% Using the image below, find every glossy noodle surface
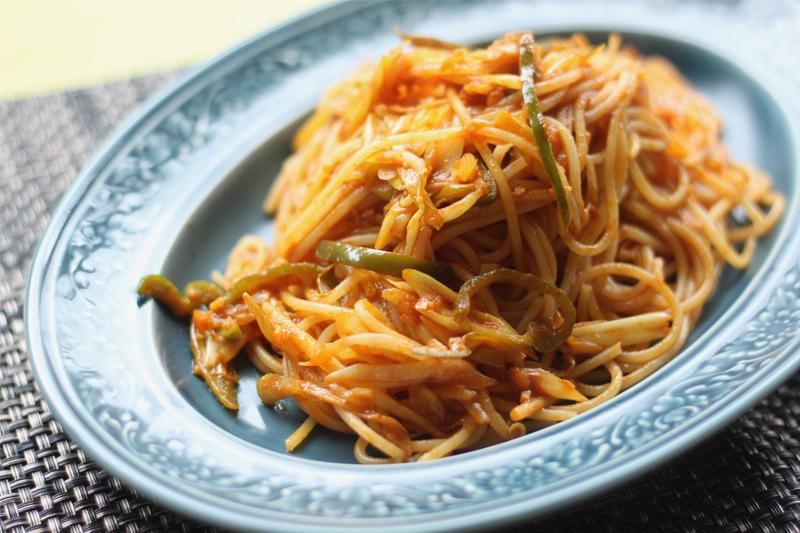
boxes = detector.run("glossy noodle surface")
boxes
[140,33,783,463]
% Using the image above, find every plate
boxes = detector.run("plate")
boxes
[25,0,800,531]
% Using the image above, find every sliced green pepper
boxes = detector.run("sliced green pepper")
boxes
[316,240,455,285]
[318,265,340,292]
[137,275,222,317]
[139,263,319,317]
[185,280,224,307]
[224,262,321,303]
[519,33,570,227]
[455,268,575,353]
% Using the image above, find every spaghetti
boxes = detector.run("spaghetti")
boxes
[139,33,783,463]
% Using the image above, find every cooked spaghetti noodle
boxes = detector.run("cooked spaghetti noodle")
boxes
[139,33,783,463]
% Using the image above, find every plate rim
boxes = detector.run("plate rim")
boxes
[24,0,800,531]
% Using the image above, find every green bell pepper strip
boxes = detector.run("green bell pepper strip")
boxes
[519,33,570,227]
[455,268,575,353]
[223,262,321,303]
[137,275,222,317]
[316,240,455,285]
[139,263,320,317]
[184,280,224,307]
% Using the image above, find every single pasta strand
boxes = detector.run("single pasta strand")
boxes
[246,341,283,374]
[418,418,477,461]
[285,417,317,452]
[567,342,623,378]
[335,407,407,461]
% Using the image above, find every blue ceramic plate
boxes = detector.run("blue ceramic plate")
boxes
[25,0,800,531]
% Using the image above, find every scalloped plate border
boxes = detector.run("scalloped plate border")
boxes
[25,1,800,532]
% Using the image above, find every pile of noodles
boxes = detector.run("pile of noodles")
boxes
[143,33,783,463]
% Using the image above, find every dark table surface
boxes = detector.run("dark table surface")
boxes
[2,75,800,533]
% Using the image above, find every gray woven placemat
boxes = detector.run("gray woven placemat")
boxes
[2,75,800,533]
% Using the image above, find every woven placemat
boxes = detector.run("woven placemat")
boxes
[2,75,800,533]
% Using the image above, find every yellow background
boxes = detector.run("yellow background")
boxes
[0,0,332,100]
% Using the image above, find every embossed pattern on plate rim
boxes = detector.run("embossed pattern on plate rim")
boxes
[25,1,800,531]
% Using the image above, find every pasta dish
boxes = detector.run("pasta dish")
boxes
[139,32,783,463]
